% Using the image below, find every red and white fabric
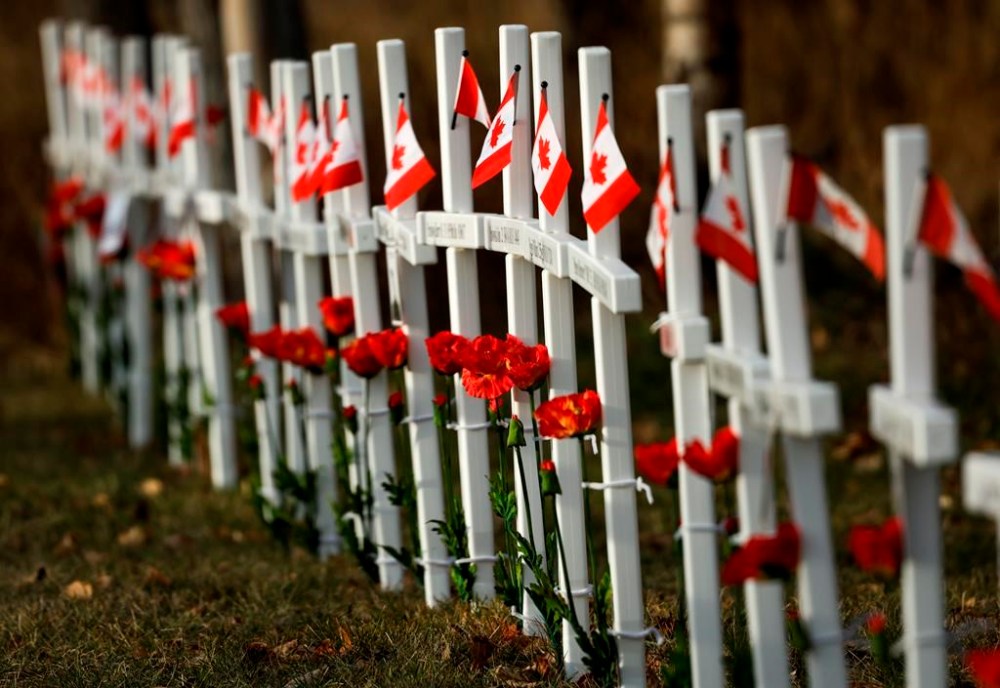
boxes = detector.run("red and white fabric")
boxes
[785,155,885,280]
[695,145,758,282]
[531,85,571,216]
[247,86,282,152]
[580,98,640,233]
[917,174,1000,322]
[128,77,157,150]
[322,96,365,193]
[289,99,318,202]
[471,68,518,190]
[383,100,436,211]
[646,144,677,289]
[103,91,125,154]
[167,81,195,159]
[452,52,490,129]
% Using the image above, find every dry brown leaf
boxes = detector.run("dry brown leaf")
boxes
[272,639,300,660]
[92,492,111,509]
[939,494,954,510]
[143,566,171,589]
[64,580,93,599]
[83,549,106,565]
[469,635,495,670]
[811,326,830,352]
[138,478,164,498]
[95,573,112,589]
[0,473,9,488]
[244,639,271,663]
[54,532,77,556]
[338,625,353,652]
[117,526,146,548]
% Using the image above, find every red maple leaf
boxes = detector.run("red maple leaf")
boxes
[725,195,745,232]
[331,139,340,155]
[589,152,608,185]
[826,198,860,231]
[392,144,405,170]
[538,137,551,170]
[490,118,505,148]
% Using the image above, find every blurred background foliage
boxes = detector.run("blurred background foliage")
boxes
[2,0,999,445]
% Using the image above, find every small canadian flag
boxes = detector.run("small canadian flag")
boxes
[452,51,490,129]
[103,92,125,154]
[581,96,640,233]
[306,98,332,196]
[785,155,885,280]
[129,78,157,150]
[323,96,365,193]
[247,86,282,152]
[695,142,758,282]
[289,98,317,203]
[167,80,195,158]
[384,97,436,211]
[917,173,1000,322]
[646,141,677,289]
[531,83,571,216]
[471,67,518,190]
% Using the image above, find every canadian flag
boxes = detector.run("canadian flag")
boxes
[531,84,571,216]
[323,96,365,193]
[581,98,640,233]
[785,156,885,280]
[452,51,490,129]
[167,81,195,158]
[646,143,677,289]
[129,78,157,150]
[290,99,318,202]
[917,174,1000,322]
[384,99,436,211]
[695,145,758,282]
[247,86,284,153]
[471,68,518,190]
[103,92,125,154]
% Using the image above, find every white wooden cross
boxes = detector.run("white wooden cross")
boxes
[530,30,589,677]
[173,45,238,488]
[429,26,496,599]
[869,125,957,688]
[703,109,789,687]
[577,45,646,688]
[120,35,155,449]
[655,85,725,688]
[962,451,1000,588]
[746,125,848,687]
[278,59,339,557]
[373,37,451,604]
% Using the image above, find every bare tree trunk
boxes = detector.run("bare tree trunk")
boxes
[661,0,740,166]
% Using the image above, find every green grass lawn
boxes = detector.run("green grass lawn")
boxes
[1,346,997,687]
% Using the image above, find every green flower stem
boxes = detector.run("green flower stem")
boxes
[512,444,537,557]
[362,378,375,531]
[527,393,555,576]
[578,436,599,585]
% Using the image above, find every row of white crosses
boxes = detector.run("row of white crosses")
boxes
[41,16,1000,688]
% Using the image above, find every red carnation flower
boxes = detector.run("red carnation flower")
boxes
[847,516,903,580]
[505,335,551,392]
[460,334,515,400]
[341,335,384,379]
[425,331,470,376]
[634,440,680,486]
[721,522,801,586]
[216,301,251,338]
[370,327,408,370]
[534,389,602,440]
[318,296,355,338]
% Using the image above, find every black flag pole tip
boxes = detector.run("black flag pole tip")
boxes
[342,93,349,100]
[540,80,548,89]
[398,92,405,100]
[667,136,674,146]
[601,93,609,102]
[462,49,469,57]
[723,132,732,144]
[514,64,521,72]
[923,167,932,181]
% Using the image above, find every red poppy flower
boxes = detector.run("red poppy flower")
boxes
[341,335,384,379]
[425,331,470,376]
[52,177,84,204]
[721,522,801,586]
[460,334,515,400]
[247,374,264,400]
[681,427,739,482]
[136,239,197,282]
[433,393,448,408]
[865,612,887,636]
[847,516,903,580]
[388,390,405,425]
[967,648,1000,688]
[534,389,602,440]
[73,193,105,238]
[318,296,355,338]
[277,327,328,373]
[216,301,250,338]
[370,328,408,370]
[505,336,551,392]
[634,440,680,486]
[249,326,285,359]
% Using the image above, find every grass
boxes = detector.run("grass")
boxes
[1,345,998,687]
